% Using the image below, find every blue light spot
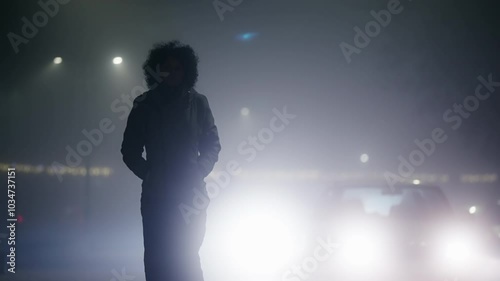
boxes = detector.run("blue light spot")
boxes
[236,32,258,41]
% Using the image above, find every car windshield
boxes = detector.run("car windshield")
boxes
[334,186,453,221]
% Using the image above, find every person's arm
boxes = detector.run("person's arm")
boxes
[197,96,222,178]
[121,97,148,180]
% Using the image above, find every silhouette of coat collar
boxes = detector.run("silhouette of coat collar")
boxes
[147,86,194,110]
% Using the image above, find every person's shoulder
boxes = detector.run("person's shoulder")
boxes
[190,89,209,103]
[132,90,154,109]
[190,88,207,99]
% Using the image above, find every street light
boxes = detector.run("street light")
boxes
[360,153,369,163]
[53,57,63,64]
[240,107,250,116]
[113,57,123,65]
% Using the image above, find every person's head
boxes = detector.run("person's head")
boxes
[142,40,199,90]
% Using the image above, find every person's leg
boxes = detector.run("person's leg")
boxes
[142,170,208,281]
[141,197,169,281]
[162,174,208,281]
[164,208,207,281]
[183,209,207,281]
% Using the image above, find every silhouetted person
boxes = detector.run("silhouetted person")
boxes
[121,41,221,281]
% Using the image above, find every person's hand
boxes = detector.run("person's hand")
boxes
[196,165,205,181]
[194,165,209,189]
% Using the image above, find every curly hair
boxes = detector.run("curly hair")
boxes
[142,40,199,90]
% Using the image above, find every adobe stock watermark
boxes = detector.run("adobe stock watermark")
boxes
[339,0,408,64]
[384,73,499,189]
[178,106,297,224]
[49,65,168,182]
[282,234,338,281]
[7,0,71,54]
[213,0,243,21]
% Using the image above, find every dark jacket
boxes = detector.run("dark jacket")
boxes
[121,87,221,187]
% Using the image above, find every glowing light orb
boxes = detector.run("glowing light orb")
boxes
[240,107,250,116]
[360,153,369,163]
[236,32,258,41]
[113,57,123,65]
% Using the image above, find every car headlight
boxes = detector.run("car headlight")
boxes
[224,211,300,272]
[333,222,391,270]
[206,199,307,275]
[338,234,382,263]
[435,228,483,268]
[442,236,476,262]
